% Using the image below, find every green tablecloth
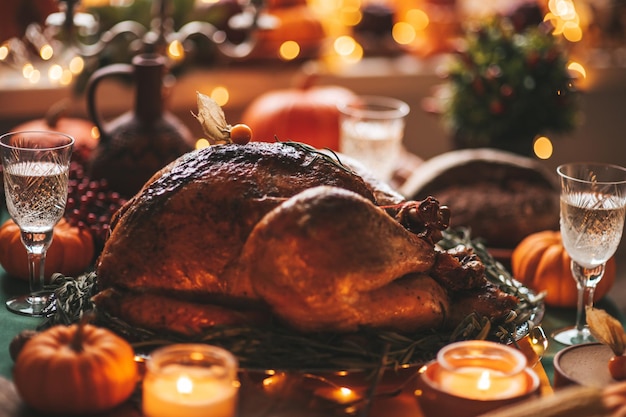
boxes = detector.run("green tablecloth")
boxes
[0,275,41,380]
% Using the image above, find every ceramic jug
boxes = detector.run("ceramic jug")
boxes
[86,53,195,198]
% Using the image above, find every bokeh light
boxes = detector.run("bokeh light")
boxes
[279,41,300,60]
[195,138,210,149]
[69,56,85,74]
[167,40,185,62]
[392,22,416,45]
[568,61,587,79]
[39,44,54,61]
[534,136,553,160]
[211,86,229,107]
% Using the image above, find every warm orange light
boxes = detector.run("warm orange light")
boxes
[90,126,100,140]
[405,9,429,31]
[279,41,300,60]
[392,22,416,45]
[39,44,54,60]
[0,45,9,61]
[562,22,582,42]
[334,35,356,56]
[69,56,84,74]
[60,69,73,86]
[339,0,362,26]
[167,40,185,62]
[545,0,584,41]
[195,138,210,149]
[568,61,587,78]
[534,136,553,160]
[48,64,63,81]
[211,86,229,107]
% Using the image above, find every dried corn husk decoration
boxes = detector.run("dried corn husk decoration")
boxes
[193,92,231,144]
[476,385,605,417]
[586,306,626,356]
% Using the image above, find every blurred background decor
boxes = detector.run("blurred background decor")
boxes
[426,13,581,156]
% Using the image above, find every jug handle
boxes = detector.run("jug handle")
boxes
[86,63,134,144]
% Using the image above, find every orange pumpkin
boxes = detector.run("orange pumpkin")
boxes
[511,230,616,308]
[13,100,99,163]
[13,323,138,415]
[0,218,94,280]
[242,81,357,151]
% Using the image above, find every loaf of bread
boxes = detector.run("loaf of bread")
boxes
[399,148,560,249]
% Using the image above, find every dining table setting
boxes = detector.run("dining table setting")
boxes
[0,120,624,417]
[1,0,626,414]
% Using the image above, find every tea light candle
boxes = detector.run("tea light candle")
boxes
[142,344,239,417]
[434,340,529,401]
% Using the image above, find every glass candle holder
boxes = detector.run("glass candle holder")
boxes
[142,344,239,417]
[416,341,540,417]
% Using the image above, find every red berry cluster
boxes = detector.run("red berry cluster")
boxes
[64,161,127,248]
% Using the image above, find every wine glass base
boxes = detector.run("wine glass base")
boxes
[6,293,51,317]
[552,325,596,346]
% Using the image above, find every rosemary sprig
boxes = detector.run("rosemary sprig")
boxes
[280,140,355,174]
[40,228,543,372]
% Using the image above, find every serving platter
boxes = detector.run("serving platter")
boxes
[41,227,545,372]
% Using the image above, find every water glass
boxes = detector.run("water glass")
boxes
[338,96,409,183]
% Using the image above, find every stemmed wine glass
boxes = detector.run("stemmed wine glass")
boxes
[552,162,626,346]
[0,131,73,317]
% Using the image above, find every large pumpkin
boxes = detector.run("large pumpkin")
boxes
[242,81,357,151]
[511,230,616,308]
[0,218,94,280]
[13,324,138,415]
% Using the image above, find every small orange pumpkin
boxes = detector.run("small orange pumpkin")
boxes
[13,323,138,415]
[0,218,94,280]
[511,230,616,308]
[242,79,357,150]
[12,100,99,163]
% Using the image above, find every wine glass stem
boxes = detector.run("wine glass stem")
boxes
[575,285,597,332]
[27,252,46,295]
[21,230,53,297]
[572,260,605,333]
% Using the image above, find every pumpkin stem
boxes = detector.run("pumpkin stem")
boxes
[70,311,95,353]
[44,99,71,128]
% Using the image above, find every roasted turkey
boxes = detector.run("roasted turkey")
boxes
[93,141,518,336]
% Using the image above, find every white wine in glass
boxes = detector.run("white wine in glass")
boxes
[1,130,73,317]
[552,162,626,346]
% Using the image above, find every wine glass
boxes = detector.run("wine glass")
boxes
[0,130,73,317]
[552,162,626,345]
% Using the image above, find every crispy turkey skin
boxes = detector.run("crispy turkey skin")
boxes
[94,142,518,336]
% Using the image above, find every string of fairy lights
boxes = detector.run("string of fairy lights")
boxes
[0,0,589,87]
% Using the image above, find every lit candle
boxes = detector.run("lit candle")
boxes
[416,341,540,417]
[314,386,363,405]
[142,344,239,417]
[434,340,530,400]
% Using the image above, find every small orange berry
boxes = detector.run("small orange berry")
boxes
[230,124,253,145]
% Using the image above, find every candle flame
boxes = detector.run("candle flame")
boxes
[176,375,194,394]
[339,387,353,397]
[477,371,491,392]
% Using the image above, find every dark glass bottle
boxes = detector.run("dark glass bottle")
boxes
[86,53,195,198]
